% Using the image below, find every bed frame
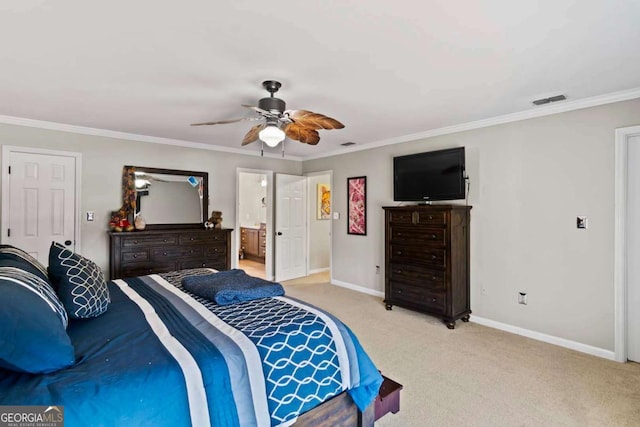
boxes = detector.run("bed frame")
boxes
[295,391,374,426]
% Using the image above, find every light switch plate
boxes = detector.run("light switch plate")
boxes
[577,216,587,229]
[86,211,94,221]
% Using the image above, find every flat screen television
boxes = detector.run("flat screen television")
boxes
[393,147,466,202]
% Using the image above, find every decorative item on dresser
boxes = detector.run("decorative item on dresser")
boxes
[382,204,471,329]
[109,228,232,279]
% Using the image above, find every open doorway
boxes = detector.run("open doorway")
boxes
[237,169,272,280]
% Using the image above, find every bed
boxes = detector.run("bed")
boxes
[0,244,383,427]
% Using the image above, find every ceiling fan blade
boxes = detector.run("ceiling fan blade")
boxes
[284,123,320,145]
[242,123,265,146]
[241,104,280,118]
[286,110,345,130]
[190,118,245,126]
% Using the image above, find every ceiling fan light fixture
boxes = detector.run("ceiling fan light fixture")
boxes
[259,124,285,147]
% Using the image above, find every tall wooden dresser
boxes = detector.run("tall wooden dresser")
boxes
[383,205,471,329]
[109,228,232,280]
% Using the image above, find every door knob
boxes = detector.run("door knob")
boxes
[277,232,283,236]
[64,240,72,246]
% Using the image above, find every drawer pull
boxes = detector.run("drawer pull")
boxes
[396,251,402,255]
[428,215,433,220]
[133,240,138,244]
[432,276,436,280]
[190,237,195,241]
[133,254,138,259]
[202,263,206,267]
[431,255,436,260]
[395,269,402,273]
[163,252,168,256]
[431,234,436,239]
[432,298,437,302]
[163,239,167,243]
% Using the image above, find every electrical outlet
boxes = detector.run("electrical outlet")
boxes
[518,292,527,305]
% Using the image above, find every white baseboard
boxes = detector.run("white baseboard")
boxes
[326,279,616,361]
[331,278,385,298]
[308,267,330,275]
[471,316,616,361]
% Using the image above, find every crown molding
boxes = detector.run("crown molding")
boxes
[0,115,303,161]
[302,86,640,161]
[2,86,639,163]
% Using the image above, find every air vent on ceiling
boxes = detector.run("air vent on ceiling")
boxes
[341,142,356,146]
[532,94,567,106]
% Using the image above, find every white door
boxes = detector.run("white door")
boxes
[627,135,640,362]
[2,148,78,266]
[275,174,307,282]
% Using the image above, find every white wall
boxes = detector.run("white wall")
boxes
[238,173,267,228]
[307,173,331,271]
[0,123,301,276]
[302,97,640,352]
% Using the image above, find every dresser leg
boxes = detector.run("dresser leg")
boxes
[385,303,393,311]
[461,314,470,322]
[445,321,456,329]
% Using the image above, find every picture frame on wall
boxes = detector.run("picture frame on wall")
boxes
[347,176,366,235]
[317,183,331,219]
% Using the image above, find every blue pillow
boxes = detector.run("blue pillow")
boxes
[0,245,49,283]
[0,267,74,373]
[48,242,110,319]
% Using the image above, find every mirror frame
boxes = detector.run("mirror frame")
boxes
[129,166,209,230]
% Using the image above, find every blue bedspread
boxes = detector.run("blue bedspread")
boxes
[0,269,382,427]
[181,269,285,305]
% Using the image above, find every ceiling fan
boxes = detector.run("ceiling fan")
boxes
[191,80,344,149]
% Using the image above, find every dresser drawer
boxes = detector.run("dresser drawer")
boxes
[390,245,446,268]
[121,262,177,278]
[151,246,203,260]
[388,210,447,226]
[390,226,446,247]
[181,259,227,271]
[121,250,149,263]
[416,210,447,226]
[180,232,226,245]
[388,263,446,290]
[389,282,446,313]
[122,235,177,247]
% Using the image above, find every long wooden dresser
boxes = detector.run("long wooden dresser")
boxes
[109,228,232,280]
[383,205,471,329]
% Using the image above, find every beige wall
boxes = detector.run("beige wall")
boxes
[302,98,640,351]
[307,173,331,271]
[0,123,301,275]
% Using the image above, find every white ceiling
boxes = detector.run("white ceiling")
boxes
[1,0,639,159]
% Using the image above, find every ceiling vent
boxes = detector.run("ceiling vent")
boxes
[532,94,567,106]
[341,142,356,146]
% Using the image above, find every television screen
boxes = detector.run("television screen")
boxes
[393,147,466,201]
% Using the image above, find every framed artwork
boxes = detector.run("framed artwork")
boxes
[317,183,331,219]
[347,176,366,235]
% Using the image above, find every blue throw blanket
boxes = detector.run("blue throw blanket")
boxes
[182,269,285,305]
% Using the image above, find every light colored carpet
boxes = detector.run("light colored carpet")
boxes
[282,274,640,427]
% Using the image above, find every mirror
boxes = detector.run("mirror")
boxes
[124,166,208,229]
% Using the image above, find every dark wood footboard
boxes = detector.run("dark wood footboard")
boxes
[295,391,374,427]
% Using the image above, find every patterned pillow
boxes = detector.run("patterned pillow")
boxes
[0,244,49,283]
[48,242,110,319]
[0,266,74,373]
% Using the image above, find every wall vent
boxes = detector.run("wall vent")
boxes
[532,94,567,106]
